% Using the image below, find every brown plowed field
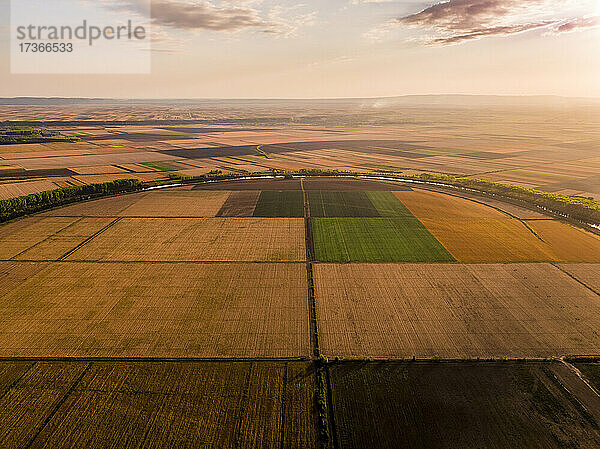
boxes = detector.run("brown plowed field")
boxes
[314,263,600,358]
[330,361,600,449]
[217,190,261,217]
[66,218,306,262]
[0,262,309,357]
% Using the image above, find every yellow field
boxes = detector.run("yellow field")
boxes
[314,263,600,359]
[418,217,556,262]
[66,218,306,262]
[393,189,586,262]
[14,218,114,261]
[0,261,48,297]
[0,262,309,357]
[43,192,147,217]
[0,217,80,259]
[526,220,600,262]
[118,190,231,217]
[393,189,510,219]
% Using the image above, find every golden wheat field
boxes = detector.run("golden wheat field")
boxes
[14,218,114,261]
[0,262,309,358]
[63,217,306,262]
[0,217,82,259]
[314,263,600,359]
[391,189,586,262]
[116,190,231,217]
[526,220,600,262]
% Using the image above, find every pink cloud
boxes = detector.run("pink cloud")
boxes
[553,16,600,33]
[398,0,547,32]
[430,21,555,44]
[396,0,597,45]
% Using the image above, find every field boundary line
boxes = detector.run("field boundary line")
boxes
[24,362,91,449]
[552,263,600,297]
[9,217,85,261]
[56,217,123,260]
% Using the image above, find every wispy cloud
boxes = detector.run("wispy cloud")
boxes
[149,0,275,32]
[552,15,600,33]
[395,0,598,45]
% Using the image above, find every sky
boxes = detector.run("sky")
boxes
[0,0,599,98]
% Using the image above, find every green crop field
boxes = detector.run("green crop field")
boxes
[312,217,455,262]
[366,191,414,217]
[253,191,304,217]
[308,191,379,217]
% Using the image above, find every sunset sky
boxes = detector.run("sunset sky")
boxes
[0,0,599,98]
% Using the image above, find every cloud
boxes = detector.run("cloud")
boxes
[398,0,546,31]
[105,0,278,33]
[431,21,555,44]
[149,0,275,32]
[552,15,600,33]
[395,0,598,45]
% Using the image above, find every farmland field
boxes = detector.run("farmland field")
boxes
[573,362,600,394]
[314,263,600,358]
[0,262,309,357]
[65,218,306,262]
[1,172,600,447]
[393,189,567,262]
[0,361,317,449]
[217,190,261,217]
[0,217,82,259]
[116,190,231,217]
[253,190,304,217]
[557,264,600,293]
[329,361,600,449]
[312,218,455,262]
[526,220,600,262]
[308,191,380,217]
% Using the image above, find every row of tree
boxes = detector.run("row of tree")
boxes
[0,179,143,223]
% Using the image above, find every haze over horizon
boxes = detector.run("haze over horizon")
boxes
[1,0,599,99]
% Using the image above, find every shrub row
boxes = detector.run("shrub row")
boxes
[0,179,143,223]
